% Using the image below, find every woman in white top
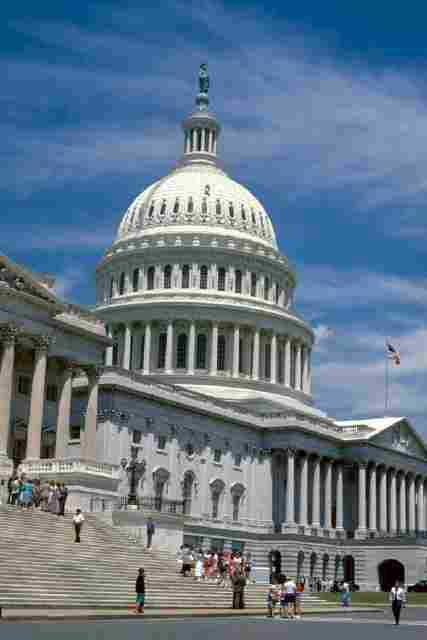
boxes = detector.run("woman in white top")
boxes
[390,581,406,626]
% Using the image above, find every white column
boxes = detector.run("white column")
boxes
[379,466,388,534]
[306,348,312,394]
[191,129,197,151]
[165,321,174,374]
[399,472,407,534]
[55,363,73,459]
[324,458,332,531]
[0,324,18,473]
[82,367,100,460]
[252,328,260,381]
[417,478,424,533]
[299,453,309,529]
[270,333,277,384]
[284,337,291,387]
[335,462,344,532]
[123,324,132,370]
[369,465,377,534]
[312,456,321,529]
[408,474,416,534]
[201,128,206,151]
[105,325,113,366]
[295,342,301,390]
[210,322,218,376]
[232,325,240,378]
[143,322,151,374]
[283,448,297,532]
[356,463,367,537]
[188,321,196,375]
[26,336,51,460]
[390,469,397,535]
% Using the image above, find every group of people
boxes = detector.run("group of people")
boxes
[267,577,304,619]
[7,474,68,515]
[177,546,253,586]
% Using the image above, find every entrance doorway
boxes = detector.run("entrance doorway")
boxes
[378,559,405,592]
[343,555,355,583]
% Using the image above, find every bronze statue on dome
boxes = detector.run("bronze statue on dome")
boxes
[199,64,209,94]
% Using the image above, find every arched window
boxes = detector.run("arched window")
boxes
[197,129,202,151]
[196,333,207,369]
[241,206,246,221]
[176,333,187,369]
[182,264,190,289]
[148,202,155,219]
[264,277,270,301]
[204,129,209,151]
[163,265,172,289]
[132,268,139,292]
[265,342,271,379]
[275,283,280,304]
[218,267,226,291]
[202,198,208,215]
[235,270,242,294]
[229,202,234,218]
[210,479,225,520]
[187,197,194,213]
[119,272,126,295]
[183,471,195,516]
[232,491,243,522]
[112,340,119,366]
[200,265,208,289]
[139,333,145,370]
[290,343,297,388]
[217,335,226,371]
[158,333,167,369]
[160,200,166,217]
[147,266,155,290]
[190,129,194,152]
[216,200,221,216]
[109,277,114,299]
[173,198,179,214]
[251,272,257,297]
[251,209,256,225]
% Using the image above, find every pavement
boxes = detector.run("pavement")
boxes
[0,606,383,621]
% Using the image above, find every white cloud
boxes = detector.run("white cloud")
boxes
[53,267,86,299]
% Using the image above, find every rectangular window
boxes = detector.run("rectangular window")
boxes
[18,375,31,396]
[132,430,142,445]
[265,343,271,379]
[46,384,58,403]
[157,435,167,450]
[69,424,81,440]
[234,453,242,467]
[213,449,222,463]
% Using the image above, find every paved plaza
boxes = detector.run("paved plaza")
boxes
[2,611,427,640]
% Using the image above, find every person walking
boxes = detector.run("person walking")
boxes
[58,483,68,516]
[341,581,351,607]
[390,581,406,626]
[232,570,246,609]
[72,508,84,542]
[146,517,155,549]
[40,479,50,511]
[135,568,145,614]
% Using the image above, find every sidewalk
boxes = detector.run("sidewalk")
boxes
[0,606,384,622]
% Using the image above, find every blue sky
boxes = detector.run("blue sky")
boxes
[2,1,427,433]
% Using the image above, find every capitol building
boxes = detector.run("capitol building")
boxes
[1,68,427,591]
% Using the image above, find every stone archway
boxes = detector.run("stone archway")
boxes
[322,553,330,581]
[297,551,305,581]
[343,555,355,583]
[310,551,317,578]
[378,559,405,592]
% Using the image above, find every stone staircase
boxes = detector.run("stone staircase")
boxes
[0,506,334,609]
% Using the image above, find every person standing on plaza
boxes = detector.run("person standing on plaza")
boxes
[390,581,406,626]
[232,569,246,609]
[135,568,145,614]
[146,517,155,549]
[283,575,297,619]
[341,580,351,607]
[72,508,84,543]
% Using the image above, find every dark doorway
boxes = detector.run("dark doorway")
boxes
[378,559,405,592]
[343,555,355,583]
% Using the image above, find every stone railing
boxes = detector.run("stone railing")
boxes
[119,495,185,515]
[19,458,121,479]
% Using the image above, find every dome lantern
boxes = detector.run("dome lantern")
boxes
[180,64,221,166]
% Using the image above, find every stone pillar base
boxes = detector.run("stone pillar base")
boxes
[354,528,368,540]
[281,522,299,534]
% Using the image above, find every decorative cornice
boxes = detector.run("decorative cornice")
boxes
[31,335,55,352]
[0,322,20,345]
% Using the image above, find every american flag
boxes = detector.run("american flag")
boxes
[386,341,401,366]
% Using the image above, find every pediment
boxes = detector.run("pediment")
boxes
[0,252,60,308]
[371,419,427,459]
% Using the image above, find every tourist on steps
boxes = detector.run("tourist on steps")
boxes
[58,483,68,516]
[135,568,145,615]
[146,517,155,549]
[232,570,246,609]
[390,580,406,626]
[72,508,85,542]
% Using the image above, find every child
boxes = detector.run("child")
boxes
[267,583,280,618]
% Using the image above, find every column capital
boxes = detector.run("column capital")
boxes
[82,365,103,382]
[0,322,20,345]
[285,447,297,458]
[31,334,55,353]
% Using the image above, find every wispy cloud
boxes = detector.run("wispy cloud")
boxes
[1,226,114,251]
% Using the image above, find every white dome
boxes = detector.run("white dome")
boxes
[117,162,278,249]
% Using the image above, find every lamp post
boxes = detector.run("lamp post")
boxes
[126,447,146,510]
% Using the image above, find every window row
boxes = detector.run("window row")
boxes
[107,266,290,307]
